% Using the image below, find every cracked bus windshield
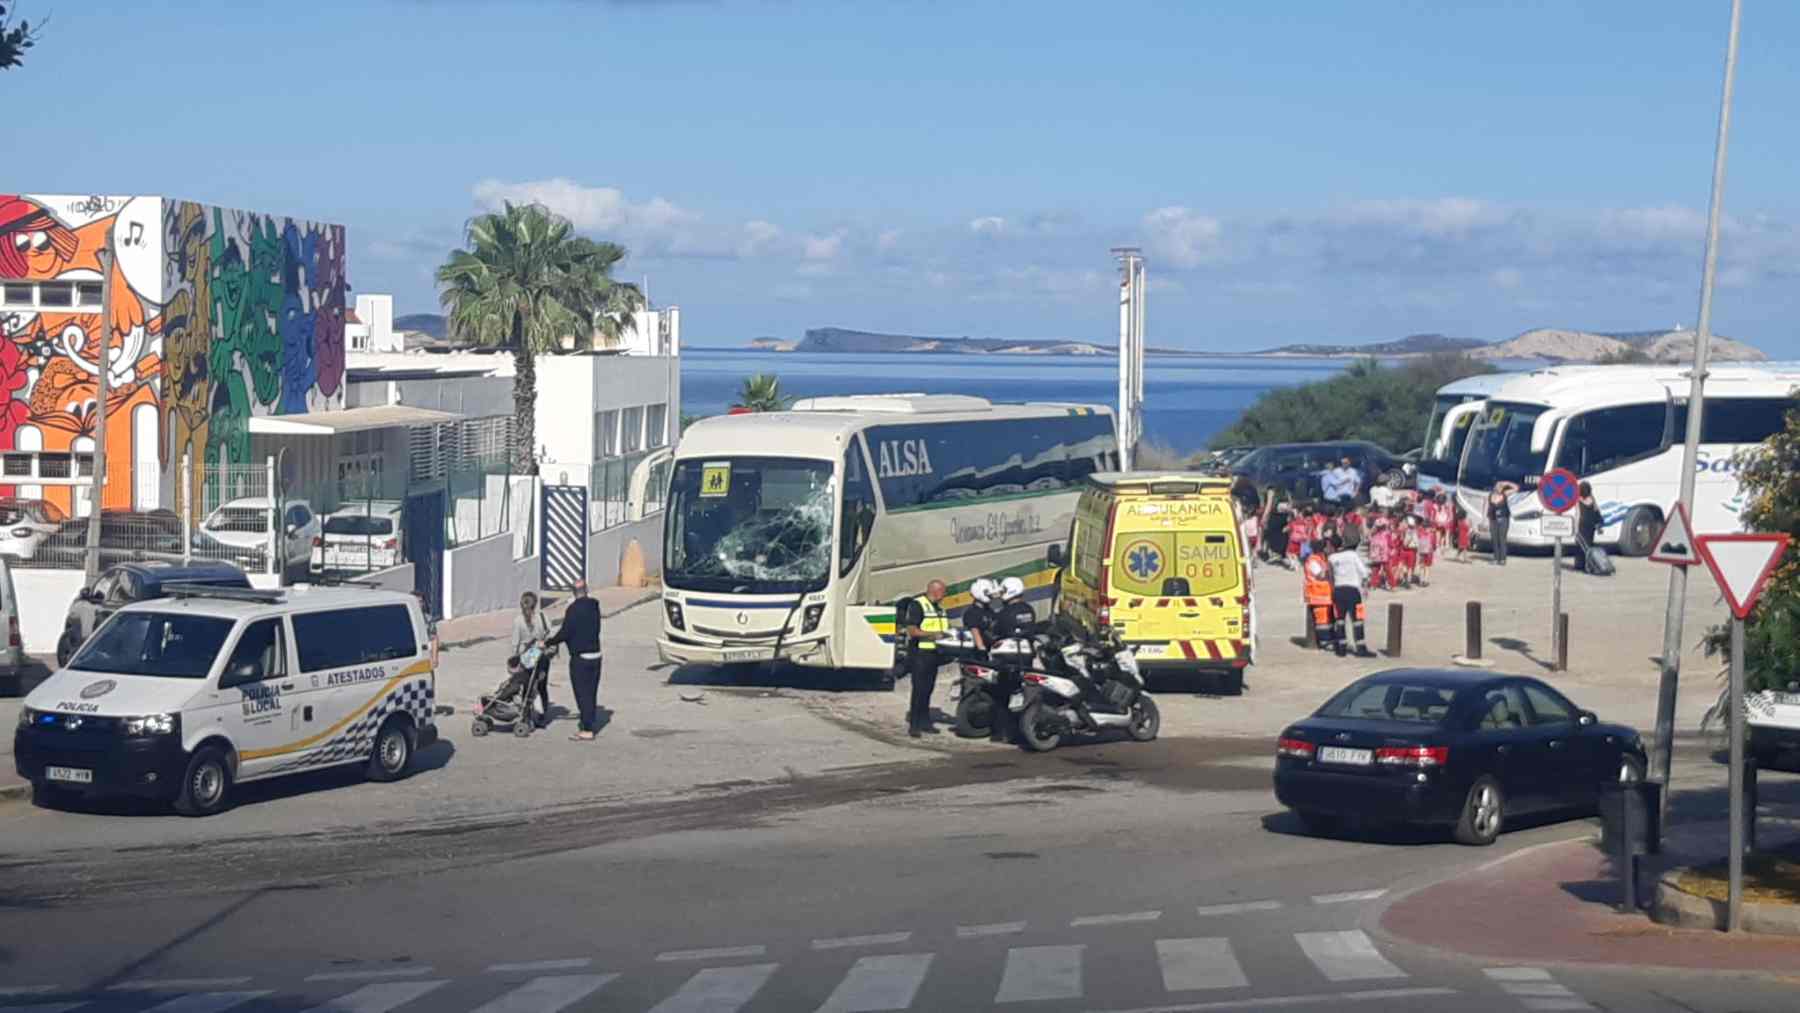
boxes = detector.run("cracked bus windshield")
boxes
[664,457,836,594]
[1461,401,1549,491]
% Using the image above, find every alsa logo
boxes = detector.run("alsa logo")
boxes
[877,439,933,478]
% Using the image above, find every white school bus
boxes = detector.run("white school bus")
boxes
[656,395,1118,676]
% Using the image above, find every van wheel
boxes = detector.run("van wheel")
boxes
[172,746,233,817]
[368,718,416,782]
[1617,506,1661,557]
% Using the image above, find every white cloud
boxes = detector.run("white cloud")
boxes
[1142,206,1226,268]
[1341,197,1501,237]
[877,229,903,252]
[803,231,846,262]
[471,177,699,234]
[1489,266,1524,290]
[739,220,783,256]
[969,216,1008,235]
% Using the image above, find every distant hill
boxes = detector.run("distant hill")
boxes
[1255,333,1486,356]
[394,313,447,340]
[1475,327,1765,363]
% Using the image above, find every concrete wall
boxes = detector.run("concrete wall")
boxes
[587,516,662,589]
[443,533,522,620]
[12,569,88,656]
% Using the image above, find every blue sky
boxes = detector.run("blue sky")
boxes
[12,1,1800,353]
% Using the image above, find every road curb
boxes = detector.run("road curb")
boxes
[1653,868,1800,937]
[0,781,30,802]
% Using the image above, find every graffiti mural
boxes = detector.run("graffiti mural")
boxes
[0,195,346,515]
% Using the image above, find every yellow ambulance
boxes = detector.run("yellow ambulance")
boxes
[1050,473,1255,692]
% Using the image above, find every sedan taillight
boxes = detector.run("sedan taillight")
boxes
[1376,745,1449,767]
[1276,737,1315,759]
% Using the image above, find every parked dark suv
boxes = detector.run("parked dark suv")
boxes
[1230,441,1400,504]
[56,560,251,667]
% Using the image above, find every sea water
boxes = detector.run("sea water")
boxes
[681,349,1349,455]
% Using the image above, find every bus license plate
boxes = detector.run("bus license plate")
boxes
[1317,747,1372,766]
[722,649,764,663]
[46,766,93,784]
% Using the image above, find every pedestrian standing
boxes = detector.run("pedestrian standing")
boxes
[1454,503,1473,562]
[1576,481,1603,571]
[511,591,553,727]
[1302,546,1336,651]
[1486,482,1516,566]
[545,579,604,740]
[895,579,950,737]
[1415,513,1438,586]
[1326,536,1375,658]
[1368,514,1393,590]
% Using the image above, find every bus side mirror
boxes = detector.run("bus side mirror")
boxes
[1045,544,1065,567]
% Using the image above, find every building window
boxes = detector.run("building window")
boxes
[595,409,619,458]
[646,403,668,449]
[76,282,103,307]
[2,283,32,306]
[622,406,644,454]
[38,282,72,308]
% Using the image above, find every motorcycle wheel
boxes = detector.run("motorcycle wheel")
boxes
[1017,701,1063,753]
[1127,696,1161,742]
[953,691,992,739]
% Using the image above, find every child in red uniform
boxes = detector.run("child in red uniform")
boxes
[1454,503,1473,561]
[1398,512,1420,587]
[1416,513,1438,586]
[1368,515,1393,591]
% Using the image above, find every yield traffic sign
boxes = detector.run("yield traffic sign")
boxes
[1693,533,1792,620]
[1537,468,1580,515]
[1649,503,1700,566]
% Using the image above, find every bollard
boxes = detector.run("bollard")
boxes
[1386,603,1403,657]
[1556,612,1571,672]
[1465,601,1482,660]
[1302,605,1313,648]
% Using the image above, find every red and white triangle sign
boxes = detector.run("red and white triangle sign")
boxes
[1649,503,1700,566]
[1693,533,1792,620]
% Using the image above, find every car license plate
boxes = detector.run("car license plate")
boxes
[45,766,93,784]
[1317,746,1372,766]
[722,649,764,663]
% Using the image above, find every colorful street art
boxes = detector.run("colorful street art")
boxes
[0,195,346,514]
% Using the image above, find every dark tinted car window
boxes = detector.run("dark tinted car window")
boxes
[1317,680,1456,723]
[292,604,417,672]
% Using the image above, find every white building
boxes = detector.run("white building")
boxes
[345,294,400,353]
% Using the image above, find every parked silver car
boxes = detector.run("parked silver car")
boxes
[0,498,66,561]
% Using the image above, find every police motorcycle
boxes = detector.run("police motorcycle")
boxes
[1011,624,1160,752]
[948,578,1010,738]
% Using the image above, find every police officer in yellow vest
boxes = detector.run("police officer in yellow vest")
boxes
[896,579,950,737]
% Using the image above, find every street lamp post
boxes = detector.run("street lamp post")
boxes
[1112,248,1145,470]
[83,224,117,584]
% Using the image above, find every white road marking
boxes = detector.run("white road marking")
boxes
[815,953,934,1012]
[110,979,255,991]
[1519,1001,1593,1012]
[1156,938,1248,992]
[1193,900,1282,917]
[956,922,1026,938]
[647,964,779,1013]
[996,944,1084,1003]
[302,980,448,1013]
[468,974,618,1013]
[1293,931,1406,982]
[655,945,767,963]
[1503,984,1577,998]
[811,932,914,951]
[1309,889,1388,905]
[485,959,595,974]
[1484,968,1553,982]
[1087,985,1457,1013]
[142,992,274,1013]
[304,967,436,983]
[1070,911,1161,927]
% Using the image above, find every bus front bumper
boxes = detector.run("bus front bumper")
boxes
[657,636,833,668]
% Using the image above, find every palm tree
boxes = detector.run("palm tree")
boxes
[436,202,634,473]
[733,374,794,413]
[594,281,647,349]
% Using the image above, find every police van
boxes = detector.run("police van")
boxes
[15,584,437,816]
[1051,473,1256,693]
[1749,688,1800,772]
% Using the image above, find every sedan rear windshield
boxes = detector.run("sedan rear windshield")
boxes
[70,612,234,679]
[1316,681,1457,724]
[323,515,395,536]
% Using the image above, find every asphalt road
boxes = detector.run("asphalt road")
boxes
[2,736,1794,1013]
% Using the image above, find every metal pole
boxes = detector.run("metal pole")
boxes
[83,227,117,582]
[1552,537,1563,668]
[1112,247,1144,470]
[181,451,193,565]
[1654,0,1742,823]
[266,455,279,577]
[1728,615,1745,932]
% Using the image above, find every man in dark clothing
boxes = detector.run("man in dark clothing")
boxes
[546,580,604,741]
[895,579,950,737]
[1575,481,1603,571]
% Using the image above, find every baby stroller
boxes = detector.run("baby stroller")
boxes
[472,644,556,738]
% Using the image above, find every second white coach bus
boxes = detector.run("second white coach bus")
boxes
[1415,372,1515,496]
[1455,363,1799,554]
[657,395,1117,675]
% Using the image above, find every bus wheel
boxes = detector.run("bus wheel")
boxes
[1617,505,1661,557]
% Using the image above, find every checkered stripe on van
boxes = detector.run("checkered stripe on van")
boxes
[263,677,435,776]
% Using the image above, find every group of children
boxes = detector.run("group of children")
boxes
[1242,487,1475,591]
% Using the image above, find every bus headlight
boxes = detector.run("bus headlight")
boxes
[124,713,178,736]
[665,600,686,630]
[802,603,825,634]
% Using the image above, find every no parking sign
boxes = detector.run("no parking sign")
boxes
[1537,468,1580,515]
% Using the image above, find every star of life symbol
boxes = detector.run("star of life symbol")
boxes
[1126,541,1162,582]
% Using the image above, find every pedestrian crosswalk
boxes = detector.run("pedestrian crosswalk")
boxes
[0,930,1424,1013]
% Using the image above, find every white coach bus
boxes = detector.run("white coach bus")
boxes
[1415,372,1514,496]
[657,395,1117,676]
[1455,363,1799,554]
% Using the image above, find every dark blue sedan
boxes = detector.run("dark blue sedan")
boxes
[1273,668,1647,845]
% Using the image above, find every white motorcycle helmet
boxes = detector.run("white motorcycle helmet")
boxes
[969,578,1000,605]
[999,576,1027,601]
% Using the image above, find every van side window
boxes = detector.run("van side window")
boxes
[292,605,418,672]
[224,618,287,682]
